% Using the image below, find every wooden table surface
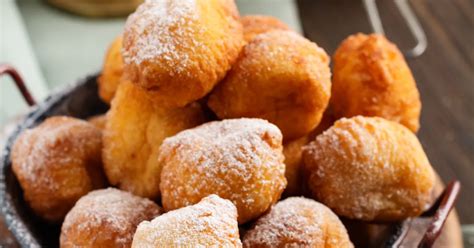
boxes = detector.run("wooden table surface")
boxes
[297,0,473,224]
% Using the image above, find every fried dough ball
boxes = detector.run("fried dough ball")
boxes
[332,33,421,132]
[282,110,337,197]
[103,81,206,199]
[159,118,286,224]
[60,188,161,248]
[282,135,309,197]
[303,116,435,221]
[132,194,242,247]
[87,114,107,130]
[98,36,123,104]
[241,15,291,42]
[208,30,331,140]
[122,0,244,107]
[11,116,106,222]
[243,197,353,247]
[283,110,336,197]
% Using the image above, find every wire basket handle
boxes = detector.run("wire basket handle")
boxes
[418,180,461,248]
[0,64,36,106]
[363,0,428,58]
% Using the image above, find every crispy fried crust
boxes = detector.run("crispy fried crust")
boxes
[102,81,206,199]
[303,116,435,221]
[11,116,106,222]
[243,197,353,247]
[332,33,421,132]
[98,36,123,104]
[158,118,286,224]
[208,30,331,140]
[122,0,244,107]
[60,188,161,248]
[241,15,291,42]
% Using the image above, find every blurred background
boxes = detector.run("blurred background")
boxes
[0,0,472,247]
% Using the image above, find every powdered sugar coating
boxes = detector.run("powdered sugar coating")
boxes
[60,188,161,247]
[302,116,435,221]
[132,194,241,247]
[159,118,286,224]
[11,116,106,222]
[123,0,199,69]
[122,0,244,107]
[243,197,353,247]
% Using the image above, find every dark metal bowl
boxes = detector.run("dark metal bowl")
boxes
[0,75,107,247]
[0,72,459,247]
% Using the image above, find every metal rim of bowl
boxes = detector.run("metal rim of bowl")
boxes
[0,75,99,247]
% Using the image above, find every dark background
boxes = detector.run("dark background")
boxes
[297,0,473,224]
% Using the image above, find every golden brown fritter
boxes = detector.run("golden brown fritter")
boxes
[282,136,309,197]
[60,188,161,248]
[132,195,242,247]
[102,81,206,199]
[241,15,291,42]
[208,30,331,140]
[283,109,337,197]
[122,0,244,107]
[332,33,421,132]
[87,114,107,130]
[159,118,286,224]
[243,197,353,247]
[98,36,123,104]
[11,116,106,222]
[303,116,435,221]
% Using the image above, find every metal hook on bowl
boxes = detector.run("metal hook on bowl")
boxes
[390,180,461,248]
[362,0,428,58]
[418,180,461,248]
[0,64,36,106]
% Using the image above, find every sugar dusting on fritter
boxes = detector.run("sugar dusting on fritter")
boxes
[243,197,353,247]
[303,116,434,220]
[12,116,100,190]
[123,0,203,74]
[61,188,161,247]
[243,197,323,246]
[133,194,241,247]
[158,118,286,215]
[304,116,401,219]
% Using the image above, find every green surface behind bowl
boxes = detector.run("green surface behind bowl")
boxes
[1,0,301,125]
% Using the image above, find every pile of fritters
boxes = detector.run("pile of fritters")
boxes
[11,0,434,247]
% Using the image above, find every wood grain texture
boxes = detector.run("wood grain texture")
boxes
[297,0,474,224]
